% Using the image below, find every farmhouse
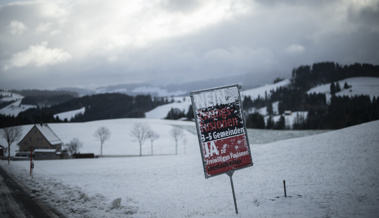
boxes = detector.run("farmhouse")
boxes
[17,123,63,160]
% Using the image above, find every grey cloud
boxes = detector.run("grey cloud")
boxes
[0,0,378,91]
[347,2,379,31]
[161,0,201,13]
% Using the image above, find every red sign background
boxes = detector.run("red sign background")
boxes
[202,134,251,176]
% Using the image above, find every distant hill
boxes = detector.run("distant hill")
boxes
[1,61,378,129]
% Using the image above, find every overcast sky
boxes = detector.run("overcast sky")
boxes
[1,0,378,90]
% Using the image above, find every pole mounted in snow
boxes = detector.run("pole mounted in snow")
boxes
[30,147,34,177]
[283,180,287,197]
[226,170,238,214]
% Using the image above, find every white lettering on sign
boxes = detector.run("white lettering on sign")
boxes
[193,87,239,108]
[203,141,219,158]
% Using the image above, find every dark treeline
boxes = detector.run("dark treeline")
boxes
[292,62,379,90]
[0,93,167,128]
[245,93,379,130]
[15,89,78,98]
[16,89,79,107]
[243,62,379,129]
[21,94,77,107]
[165,105,194,120]
[166,63,379,129]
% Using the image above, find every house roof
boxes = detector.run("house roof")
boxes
[35,124,63,145]
[18,124,63,146]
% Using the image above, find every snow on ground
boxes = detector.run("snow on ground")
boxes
[146,79,291,120]
[0,92,35,116]
[264,111,308,129]
[3,119,197,157]
[54,107,86,121]
[307,77,379,102]
[241,79,291,100]
[146,101,191,119]
[1,120,378,217]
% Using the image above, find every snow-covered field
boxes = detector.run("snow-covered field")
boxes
[241,79,291,100]
[54,107,86,121]
[146,101,191,119]
[307,77,379,102]
[0,91,35,116]
[1,119,378,217]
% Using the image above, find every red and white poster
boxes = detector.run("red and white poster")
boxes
[191,85,253,178]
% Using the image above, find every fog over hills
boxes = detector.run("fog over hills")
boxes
[56,74,261,97]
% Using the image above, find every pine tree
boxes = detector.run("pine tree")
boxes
[266,116,274,129]
[275,115,285,129]
[336,82,341,93]
[267,103,273,115]
[330,82,336,95]
[344,82,351,89]
[186,105,194,120]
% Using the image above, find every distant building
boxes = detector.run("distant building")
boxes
[284,110,292,116]
[17,123,63,160]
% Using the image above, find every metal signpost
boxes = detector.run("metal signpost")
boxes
[190,84,253,214]
[30,147,34,177]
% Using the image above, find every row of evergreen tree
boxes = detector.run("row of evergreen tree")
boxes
[292,62,379,90]
[166,62,379,129]
[242,62,379,129]
[243,95,379,130]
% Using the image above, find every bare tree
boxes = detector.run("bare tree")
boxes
[94,126,111,157]
[130,123,151,156]
[0,125,23,165]
[146,129,159,155]
[66,138,83,155]
[170,126,184,155]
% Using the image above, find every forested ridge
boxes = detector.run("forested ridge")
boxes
[1,62,379,129]
[0,93,167,128]
[243,62,379,129]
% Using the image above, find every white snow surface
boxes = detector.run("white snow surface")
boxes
[0,91,35,116]
[1,119,379,217]
[54,107,85,121]
[146,101,192,119]
[265,111,308,129]
[307,77,379,102]
[241,79,291,100]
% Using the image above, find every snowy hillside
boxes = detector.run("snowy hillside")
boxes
[0,91,35,116]
[145,98,191,119]
[145,81,292,119]
[2,120,378,217]
[307,77,379,102]
[54,107,86,121]
[241,79,291,100]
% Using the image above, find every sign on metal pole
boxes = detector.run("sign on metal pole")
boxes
[190,84,253,214]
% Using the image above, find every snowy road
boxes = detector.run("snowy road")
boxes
[0,165,62,218]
